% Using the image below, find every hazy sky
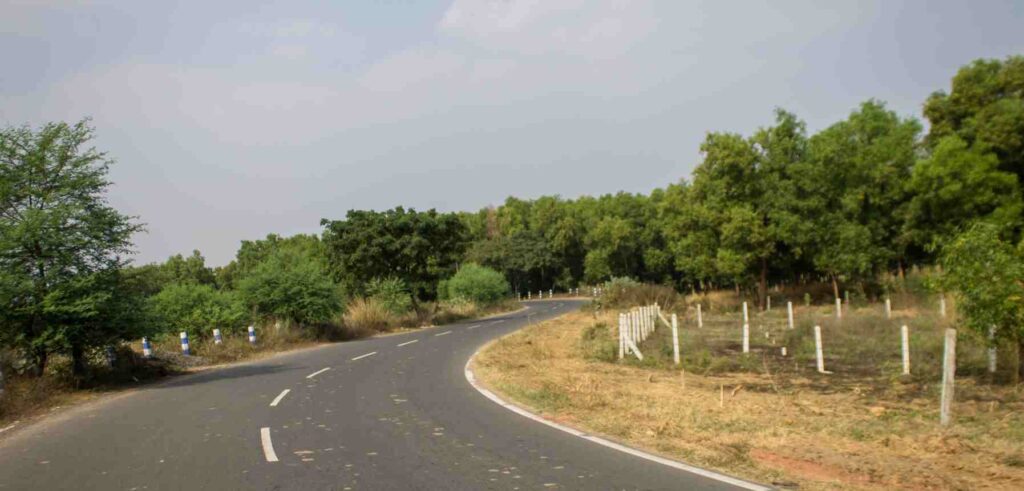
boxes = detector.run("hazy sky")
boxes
[2,1,1022,265]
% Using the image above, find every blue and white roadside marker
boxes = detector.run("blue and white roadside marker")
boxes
[180,331,190,356]
[213,328,223,345]
[142,337,152,358]
[105,346,116,367]
[248,325,257,345]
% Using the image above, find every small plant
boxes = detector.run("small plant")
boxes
[366,277,413,314]
[446,264,510,305]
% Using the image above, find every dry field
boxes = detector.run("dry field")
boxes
[472,305,1024,490]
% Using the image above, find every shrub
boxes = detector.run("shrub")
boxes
[601,277,681,310]
[446,264,510,305]
[237,249,342,326]
[343,297,395,334]
[366,277,413,314]
[148,282,248,339]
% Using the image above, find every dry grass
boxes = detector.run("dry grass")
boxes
[473,308,1024,490]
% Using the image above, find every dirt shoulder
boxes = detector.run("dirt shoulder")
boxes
[471,309,1024,490]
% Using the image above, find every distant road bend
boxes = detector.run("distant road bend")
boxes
[0,300,766,490]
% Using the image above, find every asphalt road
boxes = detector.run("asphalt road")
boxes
[0,300,763,490]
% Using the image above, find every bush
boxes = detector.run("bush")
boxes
[366,277,412,314]
[601,277,681,310]
[148,283,248,339]
[343,297,395,334]
[237,249,342,326]
[446,264,510,305]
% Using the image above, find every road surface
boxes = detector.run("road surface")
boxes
[0,300,762,490]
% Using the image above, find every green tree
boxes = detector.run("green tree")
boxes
[939,223,1024,382]
[149,283,247,339]
[0,120,143,375]
[446,264,510,305]
[236,249,341,326]
[321,207,466,302]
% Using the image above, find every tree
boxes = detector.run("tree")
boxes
[321,207,466,302]
[446,264,510,305]
[149,283,247,339]
[939,223,1024,382]
[0,120,143,375]
[237,249,341,326]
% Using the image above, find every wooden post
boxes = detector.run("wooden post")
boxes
[814,325,827,373]
[743,301,749,324]
[885,298,891,319]
[697,304,703,328]
[787,301,794,330]
[742,323,750,354]
[671,314,680,366]
[988,325,997,374]
[901,325,910,375]
[940,328,957,426]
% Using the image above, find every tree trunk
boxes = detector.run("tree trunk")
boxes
[830,274,840,301]
[72,343,88,378]
[758,257,768,311]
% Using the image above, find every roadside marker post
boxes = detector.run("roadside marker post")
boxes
[180,331,190,356]
[787,301,794,330]
[213,328,223,345]
[988,326,997,374]
[901,325,910,375]
[939,295,947,317]
[142,337,152,358]
[835,298,842,319]
[105,346,117,367]
[885,298,892,319]
[248,325,257,345]
[697,304,703,328]
[940,328,957,426]
[742,302,748,324]
[742,323,750,354]
[814,325,829,374]
[618,313,625,360]
[671,314,680,366]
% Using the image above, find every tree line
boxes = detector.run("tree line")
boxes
[1,55,1021,379]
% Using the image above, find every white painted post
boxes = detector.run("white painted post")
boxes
[901,325,910,375]
[248,325,257,345]
[814,325,826,373]
[766,296,771,312]
[549,289,553,298]
[180,331,190,356]
[940,328,957,426]
[141,337,153,358]
[528,291,532,300]
[632,309,640,345]
[885,298,892,319]
[742,323,750,354]
[618,314,625,360]
[781,347,787,356]
[835,297,842,319]
[939,295,947,317]
[697,304,703,328]
[988,325,997,374]
[742,301,749,324]
[787,301,794,330]
[213,328,223,345]
[671,314,680,366]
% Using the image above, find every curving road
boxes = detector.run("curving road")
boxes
[0,300,763,490]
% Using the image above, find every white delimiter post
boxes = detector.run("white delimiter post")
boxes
[697,304,703,328]
[885,298,892,319]
[939,295,947,317]
[940,328,957,426]
[814,325,826,373]
[766,296,771,312]
[742,301,749,324]
[988,325,997,374]
[742,323,750,354]
[632,310,640,345]
[787,301,794,330]
[901,325,910,375]
[618,314,625,360]
[671,314,681,366]
[835,297,842,319]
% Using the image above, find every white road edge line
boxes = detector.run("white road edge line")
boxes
[434,330,452,337]
[467,324,481,330]
[0,421,19,434]
[464,355,770,491]
[397,339,419,347]
[260,427,279,462]
[352,351,377,361]
[306,367,331,379]
[269,389,290,407]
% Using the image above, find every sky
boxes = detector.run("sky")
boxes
[1,0,1022,266]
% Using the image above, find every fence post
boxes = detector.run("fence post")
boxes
[671,313,680,366]
[988,325,997,374]
[787,301,794,330]
[142,337,152,358]
[697,304,703,328]
[814,325,827,373]
[213,328,223,345]
[885,298,892,319]
[766,296,771,312]
[742,323,750,354]
[835,298,842,319]
[939,295,947,317]
[901,325,910,375]
[742,301,749,325]
[618,313,625,360]
[180,331,190,356]
[248,325,257,345]
[781,347,787,357]
[632,309,639,345]
[940,328,957,426]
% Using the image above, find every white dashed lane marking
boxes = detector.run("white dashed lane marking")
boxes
[435,331,452,337]
[269,389,290,407]
[260,428,279,462]
[352,351,377,361]
[397,339,419,347]
[306,367,331,379]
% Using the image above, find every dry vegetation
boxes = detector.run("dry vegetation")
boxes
[473,301,1024,490]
